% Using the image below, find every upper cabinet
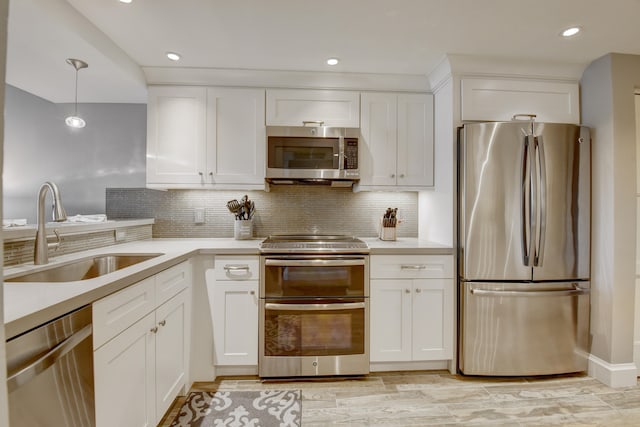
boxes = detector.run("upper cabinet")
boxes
[359,92,434,189]
[266,89,360,127]
[147,86,207,185]
[147,86,266,189]
[460,78,580,124]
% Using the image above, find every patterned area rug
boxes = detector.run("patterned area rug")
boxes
[170,390,301,427]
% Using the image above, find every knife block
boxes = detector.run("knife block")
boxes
[379,217,397,241]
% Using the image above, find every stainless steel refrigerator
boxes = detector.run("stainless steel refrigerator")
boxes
[458,120,591,376]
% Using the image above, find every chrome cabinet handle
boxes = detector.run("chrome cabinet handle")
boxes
[158,320,166,327]
[512,114,537,121]
[7,324,92,393]
[224,264,250,272]
[302,120,324,127]
[400,265,427,270]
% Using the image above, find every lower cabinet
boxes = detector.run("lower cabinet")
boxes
[369,255,453,364]
[206,256,259,367]
[93,262,191,427]
[210,281,258,365]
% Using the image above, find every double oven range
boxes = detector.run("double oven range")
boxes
[259,235,370,378]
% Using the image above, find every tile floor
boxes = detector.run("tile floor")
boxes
[159,371,640,426]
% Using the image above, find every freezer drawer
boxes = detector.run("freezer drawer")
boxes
[459,281,590,376]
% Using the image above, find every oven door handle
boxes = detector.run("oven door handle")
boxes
[264,302,366,311]
[264,259,365,267]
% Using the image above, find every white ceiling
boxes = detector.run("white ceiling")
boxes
[7,0,640,104]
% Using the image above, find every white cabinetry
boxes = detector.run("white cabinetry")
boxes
[147,86,207,185]
[370,255,453,365]
[147,86,266,189]
[206,256,259,369]
[460,78,580,124]
[359,92,434,189]
[93,262,191,427]
[266,89,360,127]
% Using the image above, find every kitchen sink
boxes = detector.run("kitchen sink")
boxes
[5,253,164,283]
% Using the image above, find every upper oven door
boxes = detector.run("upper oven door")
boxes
[261,256,368,298]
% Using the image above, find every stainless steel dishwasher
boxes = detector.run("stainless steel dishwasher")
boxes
[6,305,95,426]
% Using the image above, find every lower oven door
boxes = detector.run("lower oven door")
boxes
[259,299,369,377]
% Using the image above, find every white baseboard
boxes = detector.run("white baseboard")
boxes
[214,365,258,378]
[588,354,638,388]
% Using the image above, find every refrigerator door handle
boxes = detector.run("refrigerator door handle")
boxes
[470,284,589,297]
[521,135,535,267]
[534,135,547,266]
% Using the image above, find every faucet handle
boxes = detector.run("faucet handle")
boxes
[48,229,63,251]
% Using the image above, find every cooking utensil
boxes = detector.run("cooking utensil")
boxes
[226,199,242,217]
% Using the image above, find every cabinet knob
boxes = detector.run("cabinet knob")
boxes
[158,320,166,327]
[391,174,396,178]
[150,326,158,334]
[250,290,255,295]
[399,174,405,178]
[415,288,422,293]
[198,172,204,176]
[405,289,411,294]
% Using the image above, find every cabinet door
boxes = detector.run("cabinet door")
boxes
[207,88,266,185]
[460,78,580,124]
[360,92,398,186]
[266,89,360,127]
[154,291,187,423]
[94,313,156,427]
[147,86,207,184]
[370,279,412,362]
[412,279,453,361]
[397,93,434,187]
[210,282,258,365]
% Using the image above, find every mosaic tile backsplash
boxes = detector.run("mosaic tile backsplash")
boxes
[106,187,419,238]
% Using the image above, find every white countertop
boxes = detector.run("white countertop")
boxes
[3,236,452,339]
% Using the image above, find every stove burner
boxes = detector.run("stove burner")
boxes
[260,234,369,254]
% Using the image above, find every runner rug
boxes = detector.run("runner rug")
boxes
[170,390,302,427]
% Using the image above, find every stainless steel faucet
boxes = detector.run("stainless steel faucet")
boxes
[34,182,67,265]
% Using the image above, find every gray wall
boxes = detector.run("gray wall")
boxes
[3,85,146,223]
[581,53,638,367]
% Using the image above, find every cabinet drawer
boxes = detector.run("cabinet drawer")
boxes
[214,256,259,281]
[156,261,190,306]
[93,277,156,349]
[370,255,453,279]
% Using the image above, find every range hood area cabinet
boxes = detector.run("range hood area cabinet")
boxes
[266,89,360,127]
[146,86,266,189]
[357,92,434,190]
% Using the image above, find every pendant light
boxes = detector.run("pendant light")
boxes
[64,58,88,129]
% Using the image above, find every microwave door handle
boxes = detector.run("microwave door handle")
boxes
[265,302,366,311]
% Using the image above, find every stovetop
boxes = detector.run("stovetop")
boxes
[260,234,369,254]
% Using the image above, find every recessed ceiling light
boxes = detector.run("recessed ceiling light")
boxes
[166,52,181,61]
[119,0,133,4]
[561,26,581,37]
[326,58,339,66]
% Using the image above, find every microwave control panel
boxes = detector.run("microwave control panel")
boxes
[344,139,359,170]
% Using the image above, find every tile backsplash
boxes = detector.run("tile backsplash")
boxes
[106,187,419,238]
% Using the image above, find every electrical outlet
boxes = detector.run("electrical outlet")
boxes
[194,208,205,224]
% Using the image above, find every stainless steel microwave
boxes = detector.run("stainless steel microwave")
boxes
[266,126,360,183]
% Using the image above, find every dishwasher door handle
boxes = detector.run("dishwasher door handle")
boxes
[7,324,92,393]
